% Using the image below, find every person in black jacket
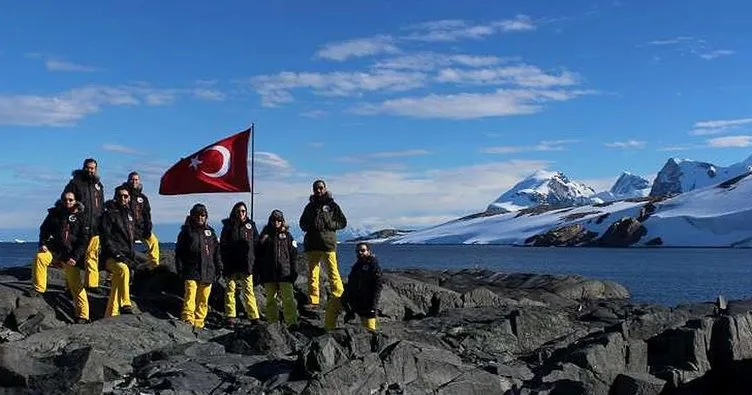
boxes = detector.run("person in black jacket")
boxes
[63,158,105,290]
[175,203,222,329]
[342,242,383,331]
[122,171,160,266]
[100,185,138,317]
[30,191,91,323]
[255,209,298,326]
[220,201,260,327]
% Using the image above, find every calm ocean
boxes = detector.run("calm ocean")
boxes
[1,242,749,307]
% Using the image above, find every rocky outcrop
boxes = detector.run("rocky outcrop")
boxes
[525,224,599,247]
[2,256,752,394]
[596,217,647,247]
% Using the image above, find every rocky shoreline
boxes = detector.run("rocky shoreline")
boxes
[0,251,750,394]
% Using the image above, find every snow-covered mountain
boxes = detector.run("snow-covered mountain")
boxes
[486,170,599,213]
[392,171,752,247]
[649,155,752,197]
[596,172,652,201]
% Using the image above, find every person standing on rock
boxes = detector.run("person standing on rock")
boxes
[339,242,383,331]
[220,201,261,328]
[298,179,347,320]
[175,203,222,330]
[30,191,92,323]
[63,158,105,291]
[100,185,139,317]
[122,171,160,267]
[255,209,299,327]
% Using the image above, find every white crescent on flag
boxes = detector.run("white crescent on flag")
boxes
[201,145,231,178]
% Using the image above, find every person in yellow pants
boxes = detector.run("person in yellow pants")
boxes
[175,204,222,330]
[333,242,383,331]
[122,172,160,266]
[256,210,299,327]
[100,185,142,317]
[298,180,347,319]
[220,202,260,327]
[62,158,105,290]
[31,191,91,323]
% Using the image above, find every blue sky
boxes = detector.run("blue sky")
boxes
[1,0,751,241]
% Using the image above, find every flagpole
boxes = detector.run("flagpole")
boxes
[250,122,255,222]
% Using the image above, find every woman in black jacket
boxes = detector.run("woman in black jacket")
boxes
[342,242,383,331]
[255,210,298,326]
[175,203,222,329]
[31,191,91,323]
[220,201,260,327]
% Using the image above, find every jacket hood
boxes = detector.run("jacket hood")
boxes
[50,200,85,214]
[309,191,333,203]
[71,169,100,184]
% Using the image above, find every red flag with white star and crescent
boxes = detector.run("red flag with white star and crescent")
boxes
[159,129,251,195]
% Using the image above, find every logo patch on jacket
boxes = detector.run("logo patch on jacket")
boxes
[278,233,287,239]
[95,184,101,190]
[204,230,212,237]
[245,223,253,229]
[137,197,143,203]
[322,205,330,212]
[68,214,77,222]
[127,214,133,222]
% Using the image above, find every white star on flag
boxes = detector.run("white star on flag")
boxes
[188,156,203,170]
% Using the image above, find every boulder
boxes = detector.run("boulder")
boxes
[596,217,647,247]
[524,224,599,247]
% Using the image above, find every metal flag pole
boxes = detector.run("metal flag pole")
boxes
[250,122,255,222]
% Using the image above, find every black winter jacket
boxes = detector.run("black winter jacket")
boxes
[344,255,383,317]
[175,221,222,284]
[64,170,105,236]
[99,199,136,269]
[38,200,89,268]
[123,183,153,239]
[220,218,258,277]
[299,192,347,252]
[254,225,298,284]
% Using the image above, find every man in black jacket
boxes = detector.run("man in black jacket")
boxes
[122,171,160,266]
[63,158,105,290]
[31,191,92,323]
[342,242,383,331]
[100,184,137,317]
[298,179,347,313]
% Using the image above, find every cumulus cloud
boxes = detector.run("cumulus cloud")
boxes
[604,140,646,149]
[403,15,535,42]
[352,89,593,120]
[706,135,752,148]
[374,52,510,71]
[315,35,400,61]
[250,70,427,107]
[690,117,752,135]
[435,65,580,87]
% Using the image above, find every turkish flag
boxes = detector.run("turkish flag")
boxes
[159,129,252,195]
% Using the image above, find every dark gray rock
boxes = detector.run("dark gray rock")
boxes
[595,217,647,247]
[612,372,666,395]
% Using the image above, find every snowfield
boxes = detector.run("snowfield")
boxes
[392,173,752,247]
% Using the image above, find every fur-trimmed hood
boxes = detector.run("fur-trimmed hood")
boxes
[308,190,333,203]
[50,200,85,214]
[71,169,101,184]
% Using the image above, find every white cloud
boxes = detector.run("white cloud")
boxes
[698,49,735,60]
[250,70,427,107]
[374,52,509,71]
[690,117,752,136]
[315,35,400,61]
[645,37,735,61]
[309,142,325,149]
[604,140,646,149]
[658,144,695,152]
[706,135,752,148]
[102,144,144,155]
[45,59,98,72]
[403,15,534,42]
[435,65,580,87]
[0,84,189,127]
[480,139,578,154]
[192,88,226,101]
[353,88,592,120]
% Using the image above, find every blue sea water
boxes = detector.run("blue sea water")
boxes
[2,242,749,307]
